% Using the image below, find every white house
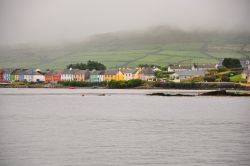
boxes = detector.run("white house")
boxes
[61,68,76,81]
[170,70,208,82]
[24,69,45,82]
[140,67,155,81]
[168,65,192,72]
[121,68,136,81]
[240,59,250,70]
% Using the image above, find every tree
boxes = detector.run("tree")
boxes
[66,62,86,70]
[86,60,106,70]
[222,58,241,68]
[66,60,106,70]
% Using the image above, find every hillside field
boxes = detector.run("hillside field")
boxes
[0,42,249,69]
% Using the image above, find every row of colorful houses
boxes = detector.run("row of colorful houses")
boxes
[0,67,156,83]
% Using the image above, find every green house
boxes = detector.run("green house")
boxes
[90,70,105,82]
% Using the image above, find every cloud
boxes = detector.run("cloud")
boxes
[0,0,249,44]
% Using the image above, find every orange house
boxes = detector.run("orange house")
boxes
[45,70,64,83]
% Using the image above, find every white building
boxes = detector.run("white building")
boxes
[121,69,136,81]
[24,69,45,82]
[140,67,155,81]
[170,70,208,82]
[168,65,192,72]
[61,69,75,81]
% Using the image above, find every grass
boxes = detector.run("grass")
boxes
[0,41,249,69]
[229,74,246,82]
[208,52,245,59]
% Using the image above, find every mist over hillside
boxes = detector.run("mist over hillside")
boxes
[0,26,250,69]
[82,26,250,50]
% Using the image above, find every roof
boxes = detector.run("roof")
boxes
[90,70,105,75]
[46,69,64,76]
[140,67,155,75]
[175,70,208,76]
[120,68,136,74]
[2,68,16,74]
[169,65,191,70]
[196,64,215,69]
[12,69,28,75]
[61,69,79,74]
[74,69,89,75]
[105,69,119,75]
[24,69,44,75]
[242,70,250,75]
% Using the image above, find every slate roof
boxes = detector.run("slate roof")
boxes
[74,69,89,75]
[140,67,155,75]
[169,65,191,70]
[120,69,137,74]
[90,70,105,75]
[176,70,208,76]
[2,68,16,74]
[46,69,64,76]
[12,69,28,75]
[196,64,215,69]
[61,69,79,75]
[105,69,119,75]
[24,69,44,75]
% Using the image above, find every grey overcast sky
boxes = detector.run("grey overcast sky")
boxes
[0,0,250,45]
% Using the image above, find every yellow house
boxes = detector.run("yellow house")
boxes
[132,68,142,80]
[104,69,124,81]
[242,70,249,79]
[242,70,250,83]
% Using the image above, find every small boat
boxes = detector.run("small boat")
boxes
[98,93,106,96]
[81,93,85,96]
[69,87,76,89]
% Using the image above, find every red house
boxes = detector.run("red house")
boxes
[45,70,63,83]
[0,69,4,81]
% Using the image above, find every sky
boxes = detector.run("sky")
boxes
[0,0,250,45]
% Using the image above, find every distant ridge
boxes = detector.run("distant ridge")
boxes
[0,25,250,69]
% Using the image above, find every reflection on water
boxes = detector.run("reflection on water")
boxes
[0,89,250,166]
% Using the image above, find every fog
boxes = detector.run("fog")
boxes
[0,0,250,45]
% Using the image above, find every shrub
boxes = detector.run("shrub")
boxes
[221,75,230,82]
[204,76,217,82]
[222,58,241,68]
[108,79,143,89]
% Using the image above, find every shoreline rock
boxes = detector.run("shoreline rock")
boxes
[199,90,250,96]
[147,93,194,97]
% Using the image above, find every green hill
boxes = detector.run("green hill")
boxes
[0,26,250,69]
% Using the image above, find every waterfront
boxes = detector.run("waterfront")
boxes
[0,89,250,166]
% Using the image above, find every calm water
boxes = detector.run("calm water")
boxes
[0,89,250,166]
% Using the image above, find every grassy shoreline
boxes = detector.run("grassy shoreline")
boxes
[1,81,250,90]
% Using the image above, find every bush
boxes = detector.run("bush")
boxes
[108,79,144,89]
[204,76,217,82]
[58,81,107,87]
[222,58,241,68]
[221,76,230,82]
[217,66,228,72]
